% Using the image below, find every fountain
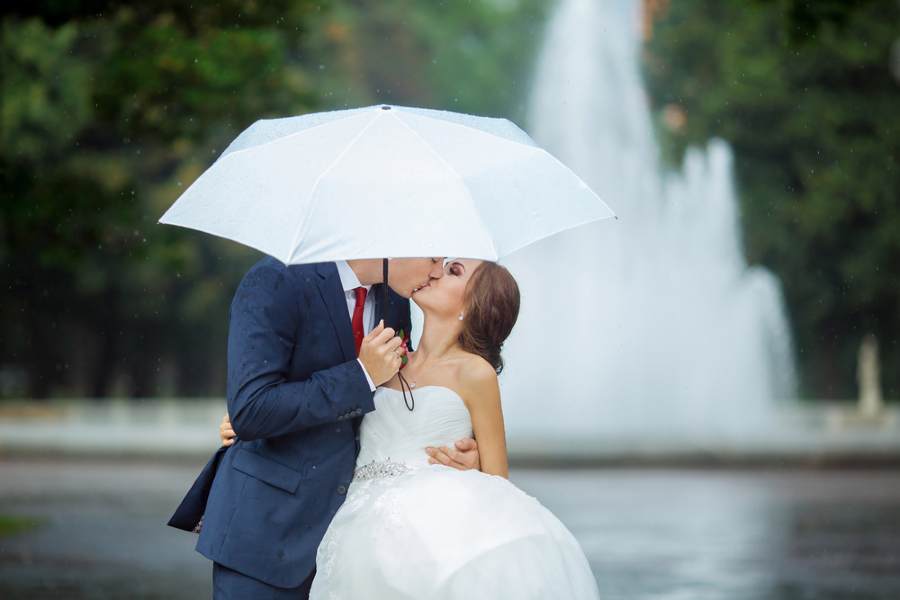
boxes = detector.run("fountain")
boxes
[496,0,798,454]
[402,0,899,461]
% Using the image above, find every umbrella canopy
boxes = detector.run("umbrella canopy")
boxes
[159,104,616,264]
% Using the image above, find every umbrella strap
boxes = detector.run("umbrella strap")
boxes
[398,370,415,411]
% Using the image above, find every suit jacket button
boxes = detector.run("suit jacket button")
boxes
[337,485,347,495]
[277,549,285,559]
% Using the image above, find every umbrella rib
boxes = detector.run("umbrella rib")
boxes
[216,107,376,163]
[393,106,538,151]
[500,210,619,259]
[388,111,499,260]
[285,110,384,263]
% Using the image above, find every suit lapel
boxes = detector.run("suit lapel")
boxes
[314,262,356,362]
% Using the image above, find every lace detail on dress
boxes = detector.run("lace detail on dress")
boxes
[313,472,412,598]
[314,479,375,599]
[371,484,407,546]
[315,531,340,600]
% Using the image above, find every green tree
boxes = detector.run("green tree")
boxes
[1,2,324,398]
[644,0,900,400]
[301,0,548,122]
[0,0,548,399]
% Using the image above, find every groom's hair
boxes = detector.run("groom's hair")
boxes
[458,261,520,374]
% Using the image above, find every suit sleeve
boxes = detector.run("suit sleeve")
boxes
[226,263,375,441]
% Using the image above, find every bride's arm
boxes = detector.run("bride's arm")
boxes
[461,362,509,479]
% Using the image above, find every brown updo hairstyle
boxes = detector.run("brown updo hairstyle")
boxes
[458,261,521,374]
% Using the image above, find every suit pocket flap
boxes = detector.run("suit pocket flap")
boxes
[231,447,303,493]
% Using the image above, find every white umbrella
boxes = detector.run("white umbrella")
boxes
[159,104,617,264]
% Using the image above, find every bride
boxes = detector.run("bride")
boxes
[221,258,600,599]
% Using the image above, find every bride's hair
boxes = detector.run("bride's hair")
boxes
[458,261,520,374]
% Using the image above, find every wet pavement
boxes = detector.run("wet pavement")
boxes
[1,458,898,599]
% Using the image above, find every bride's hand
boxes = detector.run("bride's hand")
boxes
[219,412,236,447]
[425,438,480,471]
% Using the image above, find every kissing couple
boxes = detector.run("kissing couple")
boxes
[170,254,601,599]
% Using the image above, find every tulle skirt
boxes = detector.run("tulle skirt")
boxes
[310,464,600,599]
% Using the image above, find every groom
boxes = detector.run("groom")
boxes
[170,256,480,598]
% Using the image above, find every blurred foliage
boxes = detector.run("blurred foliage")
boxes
[0,0,546,399]
[303,0,547,121]
[4,0,894,402]
[0,514,45,537]
[644,0,900,399]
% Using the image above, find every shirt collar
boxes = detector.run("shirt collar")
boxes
[335,260,372,293]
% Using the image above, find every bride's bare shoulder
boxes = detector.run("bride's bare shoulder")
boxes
[457,354,499,404]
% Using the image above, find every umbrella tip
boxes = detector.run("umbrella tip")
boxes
[381,105,392,111]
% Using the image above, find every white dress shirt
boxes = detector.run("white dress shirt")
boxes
[335,260,377,392]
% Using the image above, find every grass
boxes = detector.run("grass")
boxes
[0,514,45,537]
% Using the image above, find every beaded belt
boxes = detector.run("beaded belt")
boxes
[353,459,412,481]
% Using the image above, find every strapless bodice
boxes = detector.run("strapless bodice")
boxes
[354,385,473,474]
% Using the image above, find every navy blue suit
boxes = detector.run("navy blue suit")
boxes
[169,257,411,595]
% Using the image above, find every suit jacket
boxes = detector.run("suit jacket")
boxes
[168,257,412,588]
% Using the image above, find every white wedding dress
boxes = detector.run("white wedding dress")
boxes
[309,385,601,599]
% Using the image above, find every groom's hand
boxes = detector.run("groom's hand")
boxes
[425,437,480,471]
[358,320,404,386]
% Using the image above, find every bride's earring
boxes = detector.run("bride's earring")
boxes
[458,313,464,321]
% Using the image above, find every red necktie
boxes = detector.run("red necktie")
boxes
[352,286,367,355]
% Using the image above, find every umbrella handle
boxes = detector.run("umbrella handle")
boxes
[384,257,415,411]
[383,258,389,328]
